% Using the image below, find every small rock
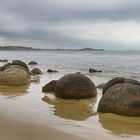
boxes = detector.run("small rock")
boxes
[28,61,38,65]
[47,69,58,73]
[89,68,102,73]
[0,59,8,62]
[31,68,42,75]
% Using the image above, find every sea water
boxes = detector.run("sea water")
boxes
[0,50,139,140]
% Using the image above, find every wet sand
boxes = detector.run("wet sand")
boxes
[0,112,83,140]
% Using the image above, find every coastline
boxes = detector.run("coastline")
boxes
[0,111,84,140]
[0,50,139,140]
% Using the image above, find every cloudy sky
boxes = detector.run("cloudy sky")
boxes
[0,0,140,49]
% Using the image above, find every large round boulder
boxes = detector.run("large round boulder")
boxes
[98,83,140,117]
[42,80,57,92]
[0,62,31,86]
[12,60,30,74]
[103,77,125,94]
[103,77,140,94]
[54,73,97,99]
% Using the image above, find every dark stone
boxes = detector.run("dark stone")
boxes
[89,68,102,73]
[124,78,140,87]
[103,77,140,94]
[98,83,140,117]
[47,69,58,73]
[0,59,8,62]
[103,77,125,94]
[31,68,42,75]
[28,61,38,65]
[76,72,81,74]
[55,73,97,99]
[42,80,57,92]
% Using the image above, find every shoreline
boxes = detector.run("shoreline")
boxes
[0,111,84,140]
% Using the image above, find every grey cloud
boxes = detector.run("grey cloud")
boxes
[1,0,140,22]
[0,0,140,49]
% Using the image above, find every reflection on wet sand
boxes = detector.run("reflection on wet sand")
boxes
[42,95,97,121]
[0,85,29,98]
[98,113,140,136]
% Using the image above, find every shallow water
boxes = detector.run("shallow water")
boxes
[0,50,140,140]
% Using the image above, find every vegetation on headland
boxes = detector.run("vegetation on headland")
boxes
[0,46,104,51]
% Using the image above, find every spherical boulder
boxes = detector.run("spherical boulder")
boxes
[98,83,140,117]
[0,63,31,86]
[55,73,97,99]
[0,63,11,71]
[31,68,42,75]
[103,77,140,94]
[12,60,30,74]
[103,77,125,94]
[42,80,57,92]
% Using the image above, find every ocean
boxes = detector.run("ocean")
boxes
[0,50,140,140]
[0,50,140,79]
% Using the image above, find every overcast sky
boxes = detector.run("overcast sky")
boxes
[0,0,140,49]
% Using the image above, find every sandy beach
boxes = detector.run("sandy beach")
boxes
[0,50,139,140]
[0,112,84,140]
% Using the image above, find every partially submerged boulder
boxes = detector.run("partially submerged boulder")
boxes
[43,73,97,99]
[0,60,31,86]
[103,77,125,94]
[55,74,97,99]
[103,77,140,94]
[12,60,30,74]
[28,61,38,65]
[0,63,11,71]
[31,68,42,75]
[98,83,140,117]
[42,80,57,92]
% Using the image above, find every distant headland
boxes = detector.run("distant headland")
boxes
[0,46,104,51]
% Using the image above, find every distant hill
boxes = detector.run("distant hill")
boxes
[0,46,40,50]
[77,48,104,51]
[0,46,104,51]
[43,48,104,51]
